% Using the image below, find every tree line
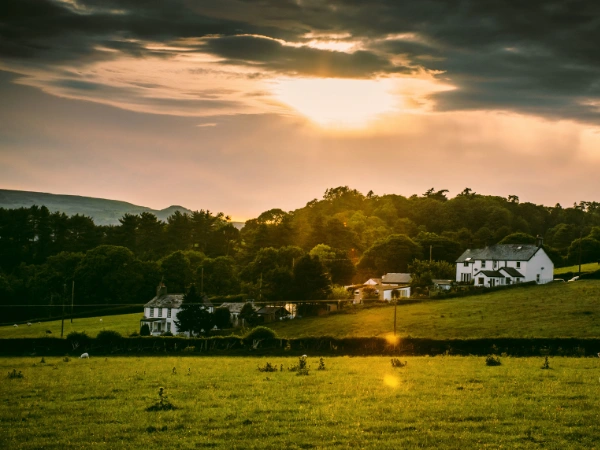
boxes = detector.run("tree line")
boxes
[1,187,600,323]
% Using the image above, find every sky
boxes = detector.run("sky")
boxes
[1,0,600,221]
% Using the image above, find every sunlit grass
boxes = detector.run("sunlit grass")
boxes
[554,262,600,275]
[2,281,600,340]
[268,280,600,338]
[0,313,143,339]
[1,356,599,449]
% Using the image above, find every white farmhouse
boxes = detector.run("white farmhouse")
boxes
[456,241,554,287]
[140,284,213,336]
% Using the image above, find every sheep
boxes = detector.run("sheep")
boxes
[99,318,103,322]
[27,323,32,326]
[13,324,18,328]
[80,353,89,359]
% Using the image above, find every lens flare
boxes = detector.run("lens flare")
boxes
[383,374,400,388]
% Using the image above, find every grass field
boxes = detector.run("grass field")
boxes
[268,280,600,339]
[555,262,600,275]
[1,355,599,449]
[0,313,144,339]
[2,280,600,340]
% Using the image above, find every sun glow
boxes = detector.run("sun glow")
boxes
[275,77,401,129]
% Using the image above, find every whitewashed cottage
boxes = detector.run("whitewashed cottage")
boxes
[455,239,554,287]
[140,284,213,336]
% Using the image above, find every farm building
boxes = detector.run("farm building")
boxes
[456,239,553,285]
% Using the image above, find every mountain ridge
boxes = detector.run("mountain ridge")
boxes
[0,189,244,228]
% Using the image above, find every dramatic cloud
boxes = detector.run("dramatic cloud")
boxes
[2,0,600,217]
[2,0,600,122]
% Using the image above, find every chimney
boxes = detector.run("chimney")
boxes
[536,235,544,247]
[157,283,167,297]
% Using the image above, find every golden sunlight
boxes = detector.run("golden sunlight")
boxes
[275,78,401,128]
[383,374,400,388]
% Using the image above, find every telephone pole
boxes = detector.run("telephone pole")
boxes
[70,280,74,323]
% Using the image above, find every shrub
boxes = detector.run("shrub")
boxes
[8,369,24,379]
[146,387,176,412]
[244,326,277,341]
[317,358,326,370]
[289,355,309,375]
[66,331,91,350]
[257,362,278,372]
[485,355,502,366]
[162,331,174,337]
[140,324,150,336]
[541,356,551,370]
[96,330,122,342]
[391,358,407,368]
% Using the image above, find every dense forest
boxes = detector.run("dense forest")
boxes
[1,186,600,323]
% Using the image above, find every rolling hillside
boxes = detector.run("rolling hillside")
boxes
[2,280,599,340]
[0,189,244,228]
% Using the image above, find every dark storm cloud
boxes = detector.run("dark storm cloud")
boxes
[2,0,600,122]
[203,35,406,78]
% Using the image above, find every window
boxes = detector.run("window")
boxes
[158,308,162,318]
[516,262,521,268]
[167,308,171,318]
[481,261,486,268]
[493,261,497,268]
[167,322,171,332]
[149,308,154,318]
[478,278,484,285]
[461,273,471,282]
[463,262,469,267]
[536,274,540,283]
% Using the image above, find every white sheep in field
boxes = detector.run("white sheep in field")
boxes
[27,323,32,326]
[13,324,18,328]
[99,319,103,322]
[80,353,89,359]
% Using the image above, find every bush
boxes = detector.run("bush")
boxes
[257,362,278,372]
[66,331,91,350]
[486,355,502,366]
[244,326,277,341]
[162,331,174,337]
[391,358,407,368]
[140,324,150,336]
[96,330,122,342]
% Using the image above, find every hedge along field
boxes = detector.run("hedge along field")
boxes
[1,356,600,449]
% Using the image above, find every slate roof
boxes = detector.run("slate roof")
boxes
[219,302,245,314]
[256,306,290,315]
[499,267,525,278]
[381,273,412,284]
[144,294,184,308]
[144,294,213,308]
[478,270,505,278]
[456,244,541,263]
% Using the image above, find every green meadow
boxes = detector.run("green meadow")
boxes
[1,355,599,449]
[269,280,600,339]
[554,262,600,275]
[2,280,600,340]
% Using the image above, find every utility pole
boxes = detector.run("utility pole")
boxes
[429,245,432,262]
[70,280,74,323]
[200,267,204,294]
[61,284,66,338]
[578,229,583,277]
[393,299,397,336]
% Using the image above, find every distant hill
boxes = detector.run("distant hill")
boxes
[0,189,244,228]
